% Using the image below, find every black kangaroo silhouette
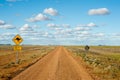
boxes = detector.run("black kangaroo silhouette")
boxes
[16,37,21,41]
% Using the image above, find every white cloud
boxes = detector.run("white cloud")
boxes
[88,8,110,15]
[19,24,33,32]
[0,20,16,29]
[87,22,97,27]
[47,23,71,28]
[62,24,70,28]
[0,24,15,29]
[27,13,50,22]
[93,33,105,37]
[0,20,5,25]
[32,25,40,28]
[1,32,16,37]
[44,8,58,16]
[0,32,16,41]
[54,30,64,35]
[81,31,89,35]
[114,33,120,37]
[54,28,73,39]
[75,27,91,31]
[65,29,73,34]
[43,32,49,37]
[30,37,40,40]
[75,32,106,44]
[47,23,59,27]
[54,28,63,31]
[77,22,97,27]
[20,31,53,41]
[75,31,91,39]
[111,33,120,38]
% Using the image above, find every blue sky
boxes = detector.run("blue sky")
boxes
[0,0,120,45]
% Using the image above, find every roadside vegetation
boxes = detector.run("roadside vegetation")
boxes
[0,45,55,80]
[66,46,120,80]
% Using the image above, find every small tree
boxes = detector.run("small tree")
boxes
[85,45,90,51]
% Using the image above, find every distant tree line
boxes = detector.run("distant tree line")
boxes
[0,44,11,46]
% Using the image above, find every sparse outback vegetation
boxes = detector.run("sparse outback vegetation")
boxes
[66,46,120,80]
[0,45,55,80]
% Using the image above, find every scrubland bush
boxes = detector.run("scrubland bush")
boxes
[67,46,120,80]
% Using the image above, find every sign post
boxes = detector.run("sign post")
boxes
[12,34,23,64]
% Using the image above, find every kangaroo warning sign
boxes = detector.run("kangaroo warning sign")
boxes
[13,45,22,51]
[12,34,23,45]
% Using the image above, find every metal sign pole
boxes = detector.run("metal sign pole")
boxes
[16,50,19,64]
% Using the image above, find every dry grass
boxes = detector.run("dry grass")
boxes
[66,46,120,80]
[0,45,55,80]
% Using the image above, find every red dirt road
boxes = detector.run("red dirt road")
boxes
[12,46,93,80]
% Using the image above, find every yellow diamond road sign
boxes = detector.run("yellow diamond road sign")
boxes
[13,34,23,45]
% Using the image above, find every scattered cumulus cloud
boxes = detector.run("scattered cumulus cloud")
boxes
[27,13,51,22]
[88,8,110,15]
[87,22,97,27]
[0,24,15,29]
[0,32,16,41]
[114,33,120,37]
[47,23,59,27]
[62,24,70,28]
[111,33,120,38]
[43,32,49,37]
[45,22,100,40]
[77,22,98,27]
[0,20,16,29]
[32,25,40,28]
[0,20,109,45]
[0,20,5,25]
[47,23,71,28]
[30,37,40,40]
[75,27,91,31]
[0,2,119,45]
[44,8,59,16]
[19,24,34,32]
[81,31,89,35]
[1,22,118,45]
[26,8,59,23]
[1,32,16,37]
[93,33,105,37]
[54,27,63,31]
